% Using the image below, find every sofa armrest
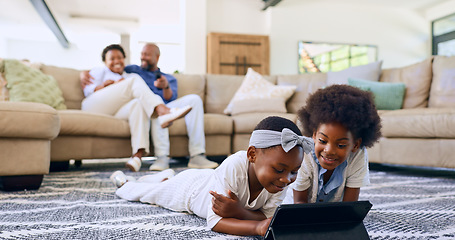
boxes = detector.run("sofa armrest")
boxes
[0,101,60,139]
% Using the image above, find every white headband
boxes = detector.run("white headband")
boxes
[249,128,313,153]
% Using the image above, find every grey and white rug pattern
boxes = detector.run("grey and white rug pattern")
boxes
[0,159,454,240]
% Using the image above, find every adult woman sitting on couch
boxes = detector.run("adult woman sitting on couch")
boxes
[82,44,192,171]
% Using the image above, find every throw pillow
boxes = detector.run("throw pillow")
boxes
[3,59,66,110]
[0,73,8,101]
[327,61,383,85]
[0,58,8,101]
[348,78,406,110]
[224,68,296,115]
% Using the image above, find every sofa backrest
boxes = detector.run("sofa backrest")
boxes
[41,66,208,111]
[40,65,84,110]
[430,56,455,108]
[205,74,277,114]
[173,74,206,105]
[277,73,327,114]
[379,57,433,108]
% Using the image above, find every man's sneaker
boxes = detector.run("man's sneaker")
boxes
[110,170,128,188]
[137,169,176,183]
[126,156,141,172]
[158,105,192,128]
[188,154,219,169]
[149,156,170,171]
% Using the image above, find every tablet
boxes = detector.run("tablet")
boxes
[264,201,372,240]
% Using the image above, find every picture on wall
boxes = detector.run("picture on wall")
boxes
[298,41,377,74]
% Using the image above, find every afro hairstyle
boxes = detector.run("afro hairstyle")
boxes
[298,84,381,148]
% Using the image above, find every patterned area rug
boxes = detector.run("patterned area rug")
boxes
[0,158,454,240]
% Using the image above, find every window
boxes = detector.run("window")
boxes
[432,13,455,56]
[298,41,377,74]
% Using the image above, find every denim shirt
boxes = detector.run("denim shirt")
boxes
[313,151,347,202]
[124,65,178,104]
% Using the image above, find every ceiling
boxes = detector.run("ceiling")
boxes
[0,0,451,42]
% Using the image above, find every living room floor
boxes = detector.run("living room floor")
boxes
[0,158,454,239]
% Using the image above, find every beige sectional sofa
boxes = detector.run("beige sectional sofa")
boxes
[1,56,455,190]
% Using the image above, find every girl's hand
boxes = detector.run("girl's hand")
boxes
[94,79,117,92]
[256,217,272,236]
[103,79,115,87]
[210,190,243,218]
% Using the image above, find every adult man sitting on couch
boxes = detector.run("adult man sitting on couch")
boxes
[81,43,218,171]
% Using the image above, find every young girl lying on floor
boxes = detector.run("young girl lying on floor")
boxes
[110,116,313,236]
[285,84,382,204]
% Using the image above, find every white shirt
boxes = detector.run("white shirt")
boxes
[284,146,370,203]
[83,66,137,97]
[190,151,287,229]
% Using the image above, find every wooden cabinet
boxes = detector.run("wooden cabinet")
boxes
[207,32,269,75]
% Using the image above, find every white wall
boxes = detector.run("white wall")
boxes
[2,0,454,75]
[424,0,455,21]
[207,0,270,35]
[6,32,119,70]
[184,0,207,74]
[268,0,430,74]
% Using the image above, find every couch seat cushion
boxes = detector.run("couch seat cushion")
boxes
[0,101,59,139]
[58,110,130,137]
[232,113,297,134]
[380,108,455,138]
[169,113,232,136]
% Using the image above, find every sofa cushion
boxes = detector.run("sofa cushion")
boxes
[277,74,327,113]
[169,113,233,136]
[0,101,59,139]
[327,61,382,85]
[230,98,287,115]
[380,108,455,138]
[232,113,297,134]
[379,58,433,108]
[205,74,277,114]
[2,59,66,110]
[174,74,205,105]
[40,65,85,110]
[224,68,296,115]
[58,110,130,137]
[348,78,406,110]
[429,56,455,108]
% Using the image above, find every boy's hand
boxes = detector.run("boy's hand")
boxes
[256,217,272,236]
[154,75,169,89]
[210,190,244,219]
